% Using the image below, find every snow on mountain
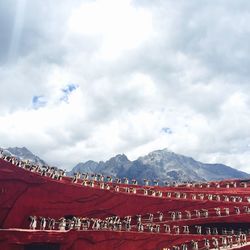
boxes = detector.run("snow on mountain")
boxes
[69,148,250,183]
[3,147,46,165]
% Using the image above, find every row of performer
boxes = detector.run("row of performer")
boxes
[72,171,249,189]
[78,179,250,203]
[163,234,248,250]
[28,215,249,236]
[1,150,249,190]
[0,152,66,179]
[28,206,250,231]
[118,207,249,223]
[27,213,250,249]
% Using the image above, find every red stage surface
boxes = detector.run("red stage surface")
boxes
[1,158,250,250]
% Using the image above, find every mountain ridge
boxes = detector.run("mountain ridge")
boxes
[2,146,46,166]
[69,148,250,183]
[2,146,249,183]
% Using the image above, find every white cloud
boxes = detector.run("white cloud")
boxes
[1,0,250,173]
[67,0,152,59]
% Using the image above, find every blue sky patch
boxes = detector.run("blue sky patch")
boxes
[161,127,173,134]
[60,83,78,103]
[32,95,47,109]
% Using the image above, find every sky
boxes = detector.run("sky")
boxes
[1,0,250,172]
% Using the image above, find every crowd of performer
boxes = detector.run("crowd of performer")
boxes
[1,149,250,194]
[28,214,249,249]
[0,149,67,179]
[28,214,249,234]
[164,233,248,250]
[2,149,250,250]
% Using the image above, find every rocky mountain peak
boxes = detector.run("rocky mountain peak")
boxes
[103,154,128,167]
[108,154,129,163]
[4,147,46,165]
[139,148,190,165]
[3,146,249,183]
[7,147,32,156]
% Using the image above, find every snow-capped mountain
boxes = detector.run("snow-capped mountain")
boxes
[3,147,46,165]
[3,146,249,183]
[69,149,250,183]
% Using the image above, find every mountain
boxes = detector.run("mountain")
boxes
[3,146,249,183]
[3,147,46,165]
[71,154,131,177]
[69,149,250,183]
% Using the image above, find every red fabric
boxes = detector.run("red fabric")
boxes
[0,159,250,250]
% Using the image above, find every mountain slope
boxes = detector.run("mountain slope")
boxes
[69,149,249,183]
[3,147,46,165]
[71,154,132,177]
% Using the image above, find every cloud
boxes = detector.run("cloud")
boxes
[67,0,152,60]
[0,0,250,172]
